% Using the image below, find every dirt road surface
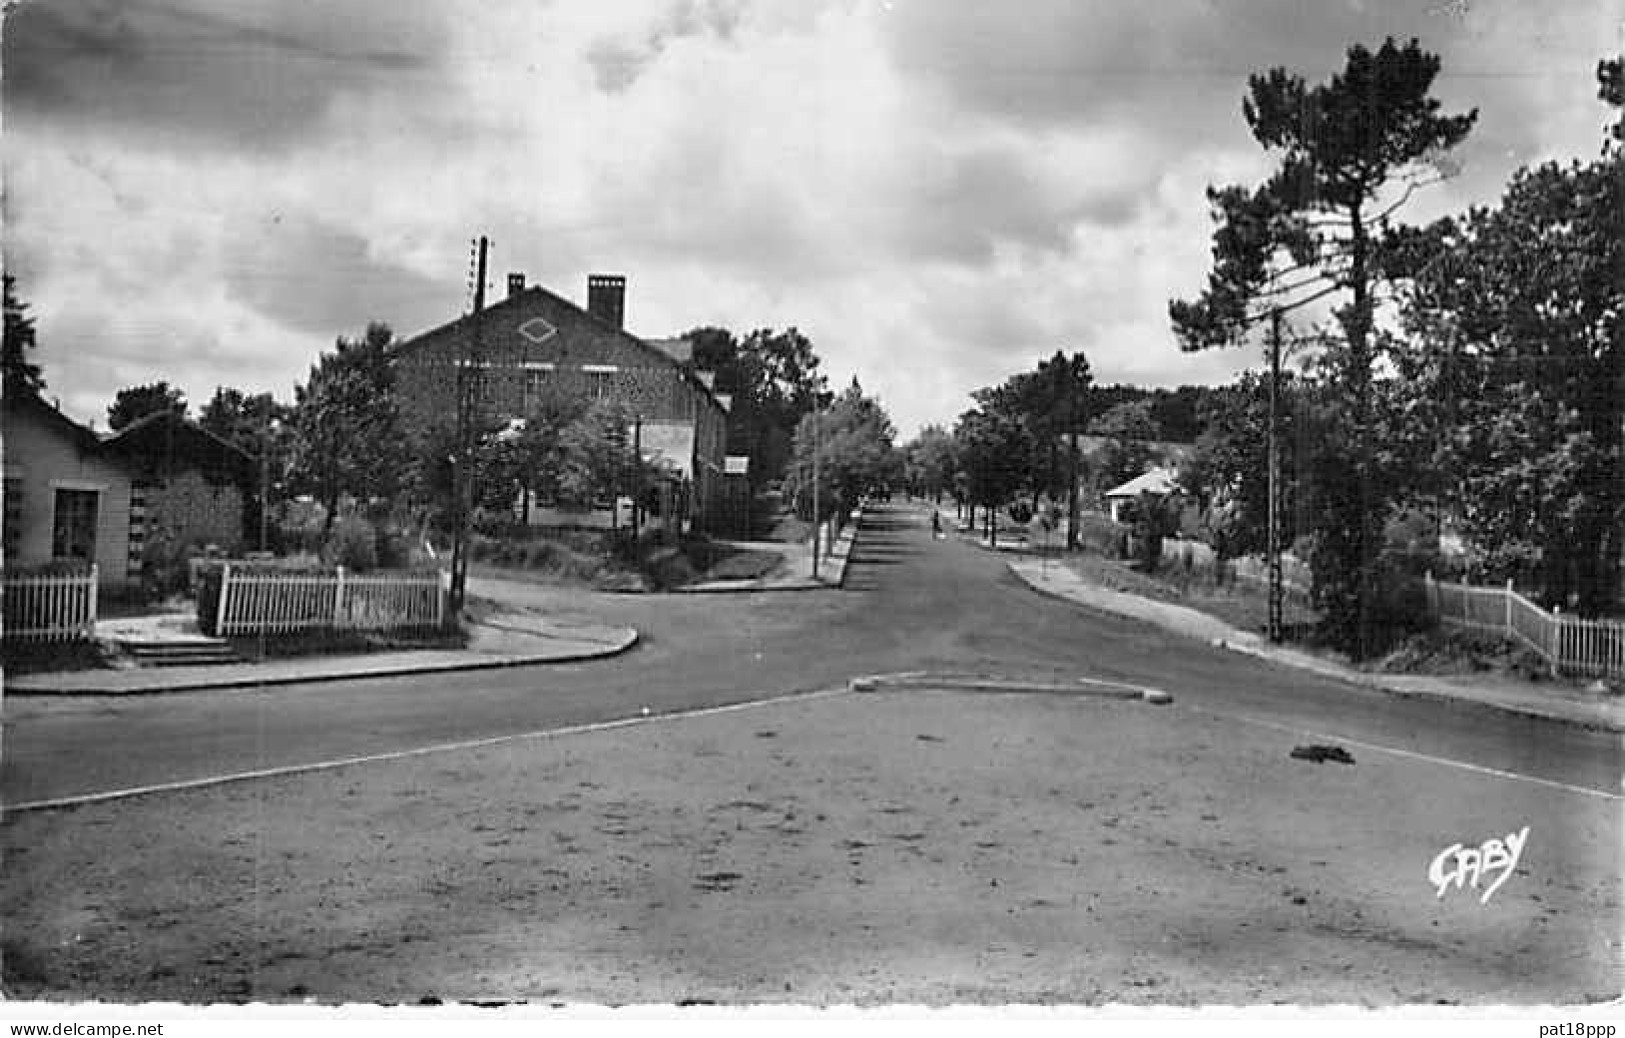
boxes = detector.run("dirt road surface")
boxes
[5,681,1616,1005]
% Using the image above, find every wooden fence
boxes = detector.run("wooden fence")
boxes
[1147,545,1315,603]
[3,565,98,642]
[215,565,445,637]
[1229,553,1314,598]
[1424,572,1625,679]
[1159,538,1217,569]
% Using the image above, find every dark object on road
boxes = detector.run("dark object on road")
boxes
[695,870,743,892]
[1290,744,1356,765]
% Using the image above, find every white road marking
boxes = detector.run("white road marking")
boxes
[5,686,855,814]
[1191,705,1622,801]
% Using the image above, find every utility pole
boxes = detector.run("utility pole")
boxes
[1267,308,1283,644]
[260,435,270,552]
[449,235,488,615]
[259,397,275,553]
[632,415,643,540]
[1066,360,1083,552]
[811,409,821,580]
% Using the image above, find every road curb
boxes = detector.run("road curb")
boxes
[849,671,1171,704]
[4,628,641,697]
[1006,560,1622,734]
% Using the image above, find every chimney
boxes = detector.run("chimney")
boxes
[587,274,626,329]
[507,272,526,298]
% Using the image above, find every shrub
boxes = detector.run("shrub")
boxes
[276,499,326,556]
[375,529,415,569]
[471,507,519,538]
[641,547,698,590]
[523,542,559,568]
[127,526,187,601]
[321,515,378,572]
[1368,554,1431,636]
[1131,493,1182,572]
[6,559,94,578]
[1312,552,1432,657]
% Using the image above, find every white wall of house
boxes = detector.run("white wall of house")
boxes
[2,408,133,585]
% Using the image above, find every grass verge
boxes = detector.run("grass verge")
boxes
[1059,552,1320,638]
[227,625,468,661]
[469,530,785,591]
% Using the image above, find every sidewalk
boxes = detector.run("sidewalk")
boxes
[4,612,639,696]
[1009,558,1625,733]
[679,510,862,592]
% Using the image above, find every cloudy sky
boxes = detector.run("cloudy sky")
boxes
[4,0,1619,437]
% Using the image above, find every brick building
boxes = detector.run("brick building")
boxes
[392,274,729,531]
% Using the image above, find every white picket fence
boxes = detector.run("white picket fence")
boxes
[214,565,445,637]
[3,565,99,642]
[1425,572,1625,679]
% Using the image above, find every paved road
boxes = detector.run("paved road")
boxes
[5,502,1618,807]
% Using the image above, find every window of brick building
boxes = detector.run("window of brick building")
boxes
[523,371,549,412]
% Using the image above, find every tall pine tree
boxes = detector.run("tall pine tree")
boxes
[1170,38,1477,656]
[3,275,45,399]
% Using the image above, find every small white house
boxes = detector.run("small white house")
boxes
[2,392,252,590]
[1102,466,1181,524]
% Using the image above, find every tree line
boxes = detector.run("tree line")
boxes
[900,356,1212,548]
[1,280,885,558]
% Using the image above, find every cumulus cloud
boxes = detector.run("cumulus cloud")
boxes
[585,0,746,92]
[5,0,448,152]
[3,0,1617,437]
[220,212,454,338]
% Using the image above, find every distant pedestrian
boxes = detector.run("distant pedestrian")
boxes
[931,510,942,539]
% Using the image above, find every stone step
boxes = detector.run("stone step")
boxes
[126,654,240,666]
[115,640,242,667]
[134,652,242,668]
[123,640,232,654]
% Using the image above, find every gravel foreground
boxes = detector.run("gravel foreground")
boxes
[4,686,1618,1006]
